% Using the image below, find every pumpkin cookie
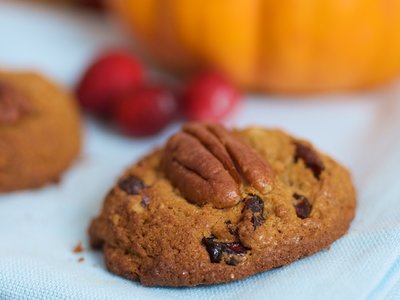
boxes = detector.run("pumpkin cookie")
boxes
[0,70,81,192]
[89,122,355,286]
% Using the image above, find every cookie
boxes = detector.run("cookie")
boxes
[89,122,356,286]
[0,71,81,192]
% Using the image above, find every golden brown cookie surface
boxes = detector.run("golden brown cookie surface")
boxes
[0,71,81,192]
[89,123,356,286]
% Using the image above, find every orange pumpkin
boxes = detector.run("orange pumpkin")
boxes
[108,0,400,93]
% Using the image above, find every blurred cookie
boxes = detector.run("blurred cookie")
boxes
[0,71,81,192]
[89,122,355,286]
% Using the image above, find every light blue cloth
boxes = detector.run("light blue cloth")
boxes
[0,2,400,299]
[1,94,399,300]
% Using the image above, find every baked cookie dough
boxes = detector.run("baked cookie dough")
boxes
[89,122,356,286]
[0,71,81,192]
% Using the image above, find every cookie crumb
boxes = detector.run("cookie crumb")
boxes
[73,242,84,253]
[78,257,84,263]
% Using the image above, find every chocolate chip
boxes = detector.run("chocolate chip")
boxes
[118,176,145,195]
[202,237,248,264]
[140,194,150,208]
[244,194,265,229]
[224,220,238,236]
[294,142,325,180]
[202,237,223,263]
[293,193,312,219]
[227,226,237,236]
[225,257,240,266]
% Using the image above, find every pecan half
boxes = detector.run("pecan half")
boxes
[0,81,32,124]
[161,123,274,208]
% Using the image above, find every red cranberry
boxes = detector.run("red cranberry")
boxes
[77,50,143,117]
[181,73,240,121]
[113,85,177,137]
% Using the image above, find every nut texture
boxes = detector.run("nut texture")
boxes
[161,122,274,208]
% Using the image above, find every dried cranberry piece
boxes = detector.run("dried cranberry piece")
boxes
[294,142,325,180]
[118,175,145,195]
[244,194,265,229]
[202,237,248,264]
[293,193,312,219]
[223,242,247,255]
